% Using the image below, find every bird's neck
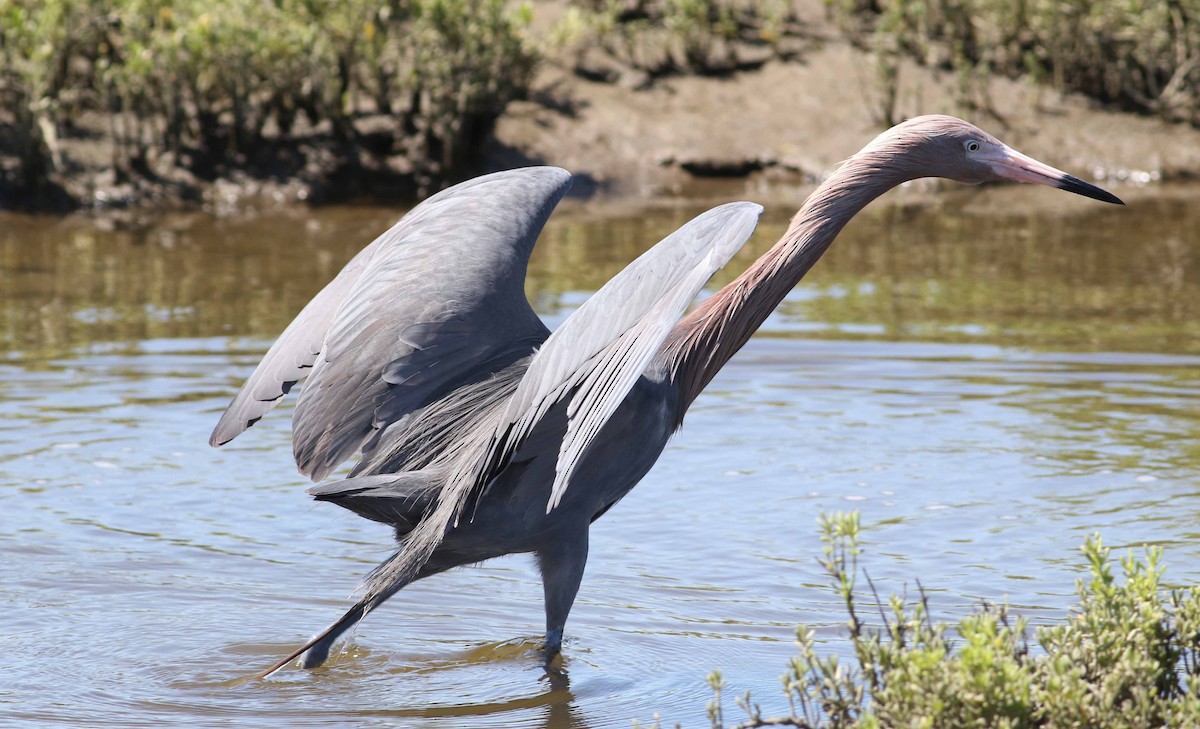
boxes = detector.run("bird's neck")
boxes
[657,149,917,420]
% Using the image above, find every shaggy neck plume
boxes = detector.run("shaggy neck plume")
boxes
[658,138,922,421]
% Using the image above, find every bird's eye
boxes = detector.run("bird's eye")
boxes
[965,140,981,153]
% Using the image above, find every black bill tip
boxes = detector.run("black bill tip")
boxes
[1058,173,1124,205]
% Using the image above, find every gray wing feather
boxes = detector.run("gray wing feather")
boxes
[209,245,376,447]
[209,167,572,479]
[484,201,763,512]
[291,167,571,480]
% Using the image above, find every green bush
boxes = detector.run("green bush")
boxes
[0,0,102,191]
[691,513,1200,729]
[0,0,536,198]
[826,0,1200,126]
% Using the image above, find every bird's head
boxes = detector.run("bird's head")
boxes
[869,115,1124,205]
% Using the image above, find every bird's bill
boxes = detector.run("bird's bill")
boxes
[989,146,1124,205]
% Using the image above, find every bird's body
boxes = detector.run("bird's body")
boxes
[346,357,678,557]
[210,116,1121,676]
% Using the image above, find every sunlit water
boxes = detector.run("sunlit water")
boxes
[2,186,1200,727]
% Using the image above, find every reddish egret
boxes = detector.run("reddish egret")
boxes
[209,115,1121,677]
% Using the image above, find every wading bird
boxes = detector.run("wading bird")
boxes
[210,115,1122,677]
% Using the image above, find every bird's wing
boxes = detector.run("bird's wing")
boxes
[209,244,375,448]
[209,167,573,481]
[473,201,763,515]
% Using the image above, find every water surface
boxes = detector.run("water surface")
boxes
[2,187,1199,727]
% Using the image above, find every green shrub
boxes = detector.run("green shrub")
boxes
[826,0,1200,126]
[0,0,104,191]
[693,513,1200,729]
[0,0,536,198]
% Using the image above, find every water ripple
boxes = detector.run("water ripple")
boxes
[3,335,1200,727]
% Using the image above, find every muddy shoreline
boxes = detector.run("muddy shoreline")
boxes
[492,39,1200,202]
[5,10,1199,216]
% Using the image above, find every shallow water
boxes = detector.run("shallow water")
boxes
[2,186,1200,727]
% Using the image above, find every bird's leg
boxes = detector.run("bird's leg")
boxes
[255,553,450,678]
[536,527,590,667]
[255,600,370,678]
[299,603,366,669]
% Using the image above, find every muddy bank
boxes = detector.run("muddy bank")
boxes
[6,2,1200,214]
[492,42,1200,210]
